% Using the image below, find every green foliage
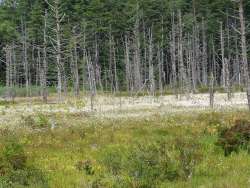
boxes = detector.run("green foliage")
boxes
[21,113,49,129]
[76,160,95,175]
[175,138,203,179]
[217,119,250,156]
[0,140,48,188]
[36,114,50,128]
[92,138,203,187]
[1,109,250,187]
[3,142,27,170]
[0,100,16,106]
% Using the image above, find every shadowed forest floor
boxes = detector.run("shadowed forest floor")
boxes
[0,93,250,187]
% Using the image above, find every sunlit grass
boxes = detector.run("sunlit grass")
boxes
[0,102,250,187]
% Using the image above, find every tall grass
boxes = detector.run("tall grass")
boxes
[0,110,250,187]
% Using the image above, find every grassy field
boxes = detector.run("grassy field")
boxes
[0,97,250,188]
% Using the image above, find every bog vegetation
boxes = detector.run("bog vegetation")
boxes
[0,109,250,187]
[1,0,250,187]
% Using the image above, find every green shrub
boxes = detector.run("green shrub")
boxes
[21,114,49,129]
[0,100,16,106]
[76,160,95,175]
[21,115,36,128]
[99,145,125,175]
[127,142,178,187]
[3,142,27,170]
[217,119,250,156]
[175,138,203,179]
[36,114,50,128]
[7,168,48,188]
[197,112,222,126]
[0,140,49,188]
[93,139,203,187]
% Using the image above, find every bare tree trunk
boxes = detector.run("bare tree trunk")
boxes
[157,44,163,96]
[113,42,119,93]
[148,28,155,96]
[94,36,103,93]
[186,34,192,96]
[46,0,66,101]
[192,1,198,92]
[171,12,177,97]
[5,45,11,99]
[41,9,48,103]
[108,26,114,93]
[178,10,185,96]
[21,18,29,97]
[87,55,96,111]
[201,17,208,86]
[220,22,226,88]
[238,0,250,110]
[125,35,132,94]
[211,37,217,86]
[142,19,148,85]
[234,29,241,86]
[134,4,142,92]
[12,42,17,88]
[225,58,232,100]
[209,73,215,108]
[71,29,80,97]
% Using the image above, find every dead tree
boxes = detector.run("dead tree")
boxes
[148,28,155,96]
[158,16,164,96]
[201,18,208,86]
[192,1,198,92]
[21,18,29,97]
[124,35,132,93]
[225,58,232,100]
[5,45,12,100]
[237,0,250,110]
[86,54,96,111]
[157,44,163,96]
[108,28,119,94]
[46,0,66,101]
[94,36,103,93]
[186,33,193,96]
[220,22,226,88]
[133,3,142,92]
[41,9,48,103]
[178,9,186,96]
[142,18,148,85]
[81,23,87,93]
[70,27,80,97]
[170,12,177,97]
[209,73,215,108]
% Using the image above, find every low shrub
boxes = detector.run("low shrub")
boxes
[76,160,95,175]
[21,114,50,129]
[217,119,250,156]
[90,138,203,187]
[3,142,27,170]
[36,114,50,128]
[0,140,49,188]
[0,100,16,106]
[175,138,203,179]
[21,115,36,128]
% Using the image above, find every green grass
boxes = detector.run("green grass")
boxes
[0,110,250,187]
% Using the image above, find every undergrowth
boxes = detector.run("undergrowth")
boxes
[0,110,250,187]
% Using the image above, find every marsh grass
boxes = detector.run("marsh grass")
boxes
[0,110,250,187]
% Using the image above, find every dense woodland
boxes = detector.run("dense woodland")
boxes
[0,0,250,104]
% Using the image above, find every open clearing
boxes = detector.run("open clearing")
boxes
[0,92,247,125]
[0,93,250,188]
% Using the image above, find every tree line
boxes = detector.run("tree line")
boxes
[0,0,250,108]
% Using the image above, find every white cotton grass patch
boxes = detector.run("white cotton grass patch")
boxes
[0,92,247,125]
